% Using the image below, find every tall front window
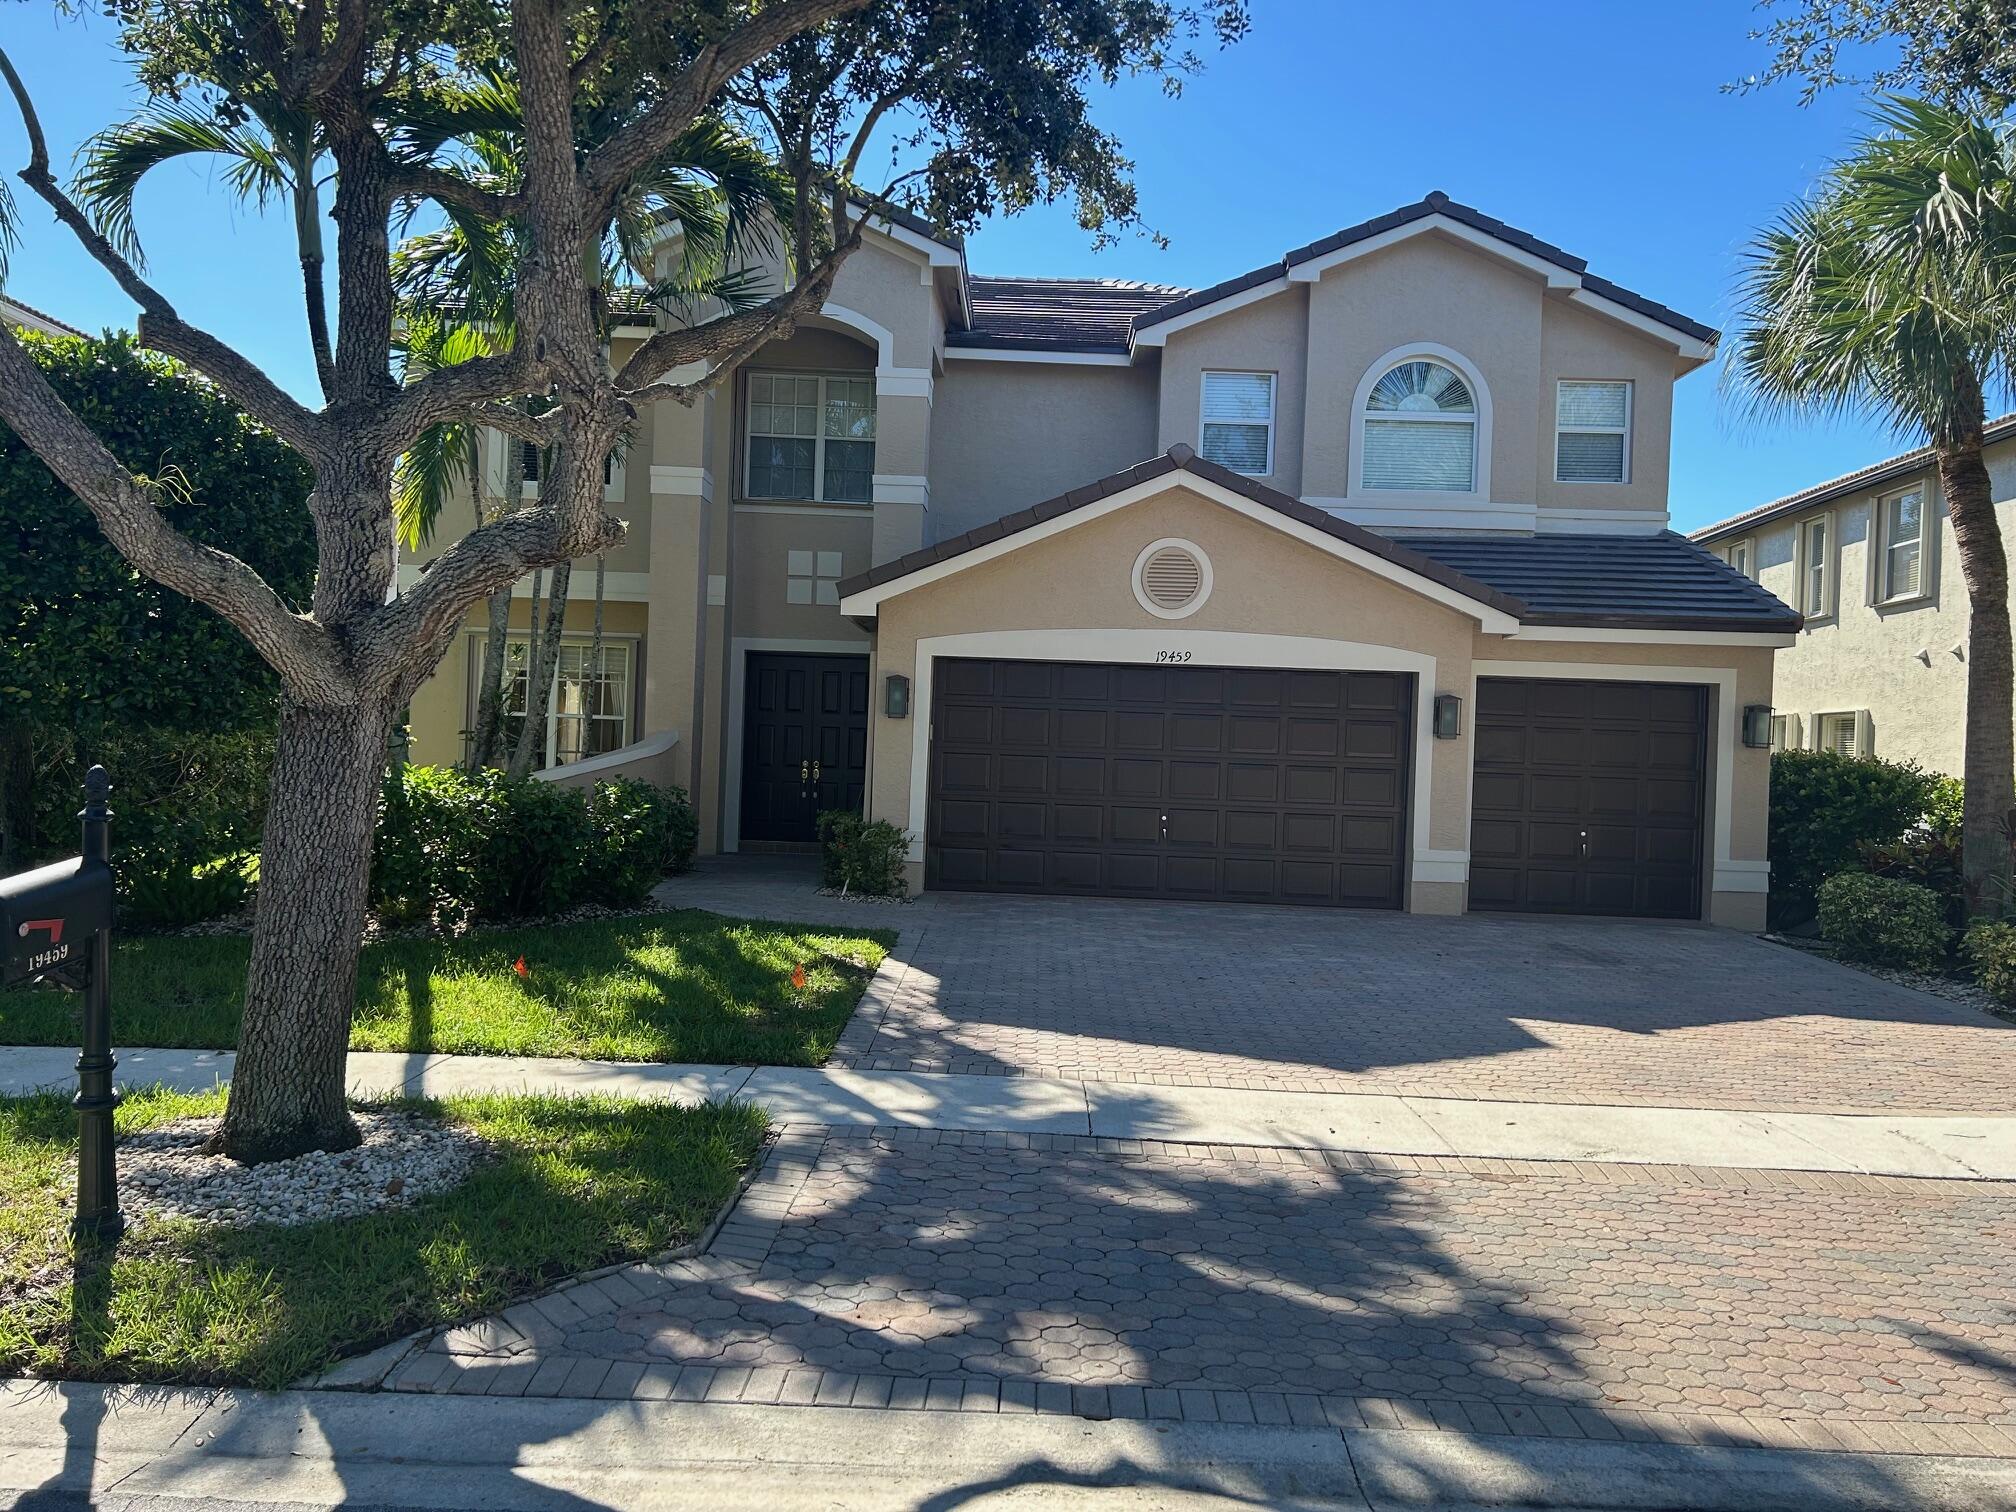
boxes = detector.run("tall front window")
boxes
[746,371,875,503]
[1879,488,1925,601]
[481,637,633,768]
[1362,359,1477,491]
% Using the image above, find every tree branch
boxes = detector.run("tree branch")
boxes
[0,329,353,707]
[614,225,863,396]
[582,0,875,208]
[0,46,329,460]
[388,162,524,221]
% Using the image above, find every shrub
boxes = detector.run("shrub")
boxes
[1861,828,1966,930]
[373,765,695,926]
[1964,920,2016,1004]
[1922,776,1965,836]
[1816,871,1952,969]
[1768,750,1940,929]
[585,779,694,906]
[816,810,909,898]
[122,855,251,930]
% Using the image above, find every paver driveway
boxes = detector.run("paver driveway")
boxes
[663,861,2016,1114]
[403,1126,2016,1440]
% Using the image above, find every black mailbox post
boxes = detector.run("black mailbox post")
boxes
[1,767,120,1240]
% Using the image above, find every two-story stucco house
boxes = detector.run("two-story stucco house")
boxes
[403,192,1799,928]
[1692,424,2016,778]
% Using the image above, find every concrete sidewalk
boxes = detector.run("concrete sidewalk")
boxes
[6,1380,2015,1512]
[3,1043,2014,1178]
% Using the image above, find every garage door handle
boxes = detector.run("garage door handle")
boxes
[1579,828,1589,859]
[1161,812,1168,842]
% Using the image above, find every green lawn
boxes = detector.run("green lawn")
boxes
[0,911,894,1065]
[0,1086,767,1387]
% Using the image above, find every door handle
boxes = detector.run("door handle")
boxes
[812,760,822,782]
[1161,812,1169,842]
[1579,828,1589,859]
[800,760,810,782]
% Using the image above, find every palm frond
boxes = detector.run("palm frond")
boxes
[75,102,302,262]
[393,419,480,549]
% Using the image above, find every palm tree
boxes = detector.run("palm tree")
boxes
[1732,96,2016,916]
[75,92,337,394]
[391,97,791,777]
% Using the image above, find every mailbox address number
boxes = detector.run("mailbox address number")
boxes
[23,942,70,975]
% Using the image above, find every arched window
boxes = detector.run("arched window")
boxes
[1361,359,1477,492]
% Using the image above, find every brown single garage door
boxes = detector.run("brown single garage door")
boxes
[927,658,1412,906]
[1469,677,1707,919]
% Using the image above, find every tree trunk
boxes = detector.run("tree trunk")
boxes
[214,698,395,1162]
[466,588,513,771]
[1938,438,2016,918]
[509,559,571,778]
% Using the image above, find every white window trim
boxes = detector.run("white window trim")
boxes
[1725,537,1755,579]
[1198,370,1276,476]
[743,369,877,505]
[508,436,625,504]
[1553,379,1632,485]
[1871,485,1933,606]
[1347,343,1492,501]
[1814,708,1873,758]
[1796,511,1835,621]
[469,631,639,770]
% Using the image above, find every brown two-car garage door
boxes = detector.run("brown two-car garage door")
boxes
[927,658,1411,907]
[1469,677,1708,919]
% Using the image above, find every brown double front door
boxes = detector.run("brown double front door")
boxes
[740,652,869,844]
[925,657,1412,907]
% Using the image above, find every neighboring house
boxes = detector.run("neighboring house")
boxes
[404,192,1798,928]
[1691,423,2016,777]
[1,294,85,339]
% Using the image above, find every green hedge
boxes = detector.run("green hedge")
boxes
[1768,750,1940,929]
[371,765,696,929]
[1816,872,1952,969]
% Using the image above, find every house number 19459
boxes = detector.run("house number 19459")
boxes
[1154,650,1193,663]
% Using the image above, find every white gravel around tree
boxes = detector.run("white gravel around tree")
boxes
[116,1110,492,1229]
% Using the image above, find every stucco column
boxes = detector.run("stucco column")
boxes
[644,371,716,817]
[871,372,931,564]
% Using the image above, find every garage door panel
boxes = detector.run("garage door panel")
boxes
[1471,677,1706,920]
[929,658,1410,907]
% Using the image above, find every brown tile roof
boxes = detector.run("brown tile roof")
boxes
[837,447,1797,631]
[947,277,1193,354]
[837,446,1524,615]
[1689,414,2016,544]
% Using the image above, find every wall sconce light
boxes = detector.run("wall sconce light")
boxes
[885,673,911,719]
[1432,693,1462,740]
[1742,705,1774,748]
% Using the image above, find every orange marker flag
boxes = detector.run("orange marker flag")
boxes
[791,963,808,991]
[514,955,530,979]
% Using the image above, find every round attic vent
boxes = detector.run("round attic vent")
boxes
[1131,539,1212,620]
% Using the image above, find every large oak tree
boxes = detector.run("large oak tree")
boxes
[0,0,1244,1161]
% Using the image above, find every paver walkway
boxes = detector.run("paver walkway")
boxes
[658,859,2016,1115]
[392,1125,2016,1454]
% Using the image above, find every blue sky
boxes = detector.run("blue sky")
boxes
[1,1,1919,531]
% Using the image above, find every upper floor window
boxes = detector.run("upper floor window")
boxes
[1199,371,1275,475]
[1726,538,1754,578]
[1362,359,1476,492]
[1555,381,1631,484]
[518,441,623,501]
[1877,487,1927,602]
[746,371,875,504]
[1798,512,1833,618]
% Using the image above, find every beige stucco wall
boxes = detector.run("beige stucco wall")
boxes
[1302,236,1543,505]
[1535,299,1677,519]
[1725,451,2016,778]
[865,484,1478,912]
[1157,288,1310,498]
[928,360,1161,537]
[730,509,876,644]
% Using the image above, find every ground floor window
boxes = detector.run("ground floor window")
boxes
[468,635,634,768]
